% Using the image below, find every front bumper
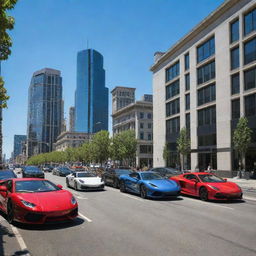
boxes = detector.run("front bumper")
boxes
[213,192,243,200]
[147,189,181,198]
[79,183,105,191]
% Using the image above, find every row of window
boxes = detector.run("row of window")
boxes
[140,122,152,129]
[197,61,215,85]
[166,79,180,100]
[139,145,153,154]
[197,83,216,106]
[166,98,180,117]
[166,62,180,82]
[139,112,152,119]
[140,132,152,141]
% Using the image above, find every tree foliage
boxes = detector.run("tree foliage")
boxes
[177,127,190,171]
[163,143,170,167]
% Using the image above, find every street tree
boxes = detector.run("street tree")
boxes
[177,127,190,172]
[233,117,252,176]
[163,143,170,167]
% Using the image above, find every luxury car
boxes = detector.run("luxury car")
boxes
[52,167,72,176]
[0,170,17,181]
[170,172,243,201]
[22,166,45,179]
[41,164,54,172]
[66,172,104,191]
[119,171,181,199]
[0,178,78,224]
[149,167,183,178]
[102,168,133,188]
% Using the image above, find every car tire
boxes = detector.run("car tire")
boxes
[113,179,119,189]
[199,187,208,201]
[140,185,148,199]
[66,179,70,188]
[7,201,14,224]
[120,181,126,193]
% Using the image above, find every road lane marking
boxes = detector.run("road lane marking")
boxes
[121,193,145,202]
[11,225,30,255]
[79,212,92,222]
[244,196,256,201]
[77,196,88,200]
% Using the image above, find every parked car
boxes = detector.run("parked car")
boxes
[41,164,53,172]
[170,172,243,201]
[53,167,72,177]
[66,172,104,191]
[102,168,133,188]
[0,178,78,224]
[119,171,181,199]
[0,170,17,181]
[149,167,183,178]
[22,166,45,179]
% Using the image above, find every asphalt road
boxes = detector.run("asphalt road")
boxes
[2,172,256,256]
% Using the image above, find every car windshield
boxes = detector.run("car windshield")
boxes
[165,168,181,174]
[115,169,132,175]
[15,180,60,193]
[198,174,225,183]
[59,168,71,173]
[77,173,96,178]
[25,167,42,173]
[0,171,16,179]
[141,172,163,180]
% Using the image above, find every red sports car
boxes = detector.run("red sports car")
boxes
[171,172,243,201]
[0,178,78,224]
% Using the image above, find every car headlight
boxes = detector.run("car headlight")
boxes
[71,196,77,205]
[21,200,36,208]
[208,185,220,191]
[78,179,84,183]
[149,183,158,188]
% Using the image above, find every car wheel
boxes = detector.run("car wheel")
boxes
[113,179,119,189]
[74,182,78,191]
[140,185,148,199]
[7,201,14,224]
[119,181,126,193]
[199,187,208,201]
[66,178,70,188]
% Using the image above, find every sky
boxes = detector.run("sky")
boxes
[2,0,224,158]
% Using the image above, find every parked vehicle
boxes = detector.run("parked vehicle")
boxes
[119,171,181,199]
[53,167,72,177]
[0,170,17,181]
[149,167,182,178]
[22,166,45,179]
[103,168,133,188]
[0,178,78,224]
[41,164,53,172]
[170,172,243,201]
[66,172,104,191]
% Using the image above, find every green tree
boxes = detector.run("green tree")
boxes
[0,0,18,167]
[233,117,252,176]
[163,143,170,167]
[177,127,190,172]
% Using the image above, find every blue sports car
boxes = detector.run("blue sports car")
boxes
[119,171,181,199]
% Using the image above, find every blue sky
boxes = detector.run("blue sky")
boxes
[2,0,224,158]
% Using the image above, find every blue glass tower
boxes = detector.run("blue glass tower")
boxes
[75,49,108,133]
[13,135,27,159]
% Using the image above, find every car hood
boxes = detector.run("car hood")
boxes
[16,190,74,212]
[76,177,102,184]
[145,179,180,189]
[205,182,241,192]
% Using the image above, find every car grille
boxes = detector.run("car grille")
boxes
[24,213,45,222]
[45,208,78,223]
[81,184,104,190]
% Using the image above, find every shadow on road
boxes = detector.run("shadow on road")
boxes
[0,222,15,256]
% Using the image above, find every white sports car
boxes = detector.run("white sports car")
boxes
[66,172,105,191]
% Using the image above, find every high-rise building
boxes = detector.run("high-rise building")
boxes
[75,49,108,133]
[27,68,63,157]
[13,135,27,159]
[69,106,75,132]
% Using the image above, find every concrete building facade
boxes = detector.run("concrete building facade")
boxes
[69,106,75,132]
[151,0,256,177]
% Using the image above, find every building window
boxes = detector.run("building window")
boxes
[244,8,256,36]
[166,79,180,100]
[166,98,180,117]
[140,112,144,119]
[148,123,152,129]
[244,67,256,91]
[186,113,190,130]
[244,37,256,65]
[166,61,180,82]
[140,132,144,140]
[197,83,216,106]
[166,117,180,135]
[185,53,189,70]
[197,61,215,85]
[198,134,216,146]
[185,94,190,110]
[197,36,215,63]
[231,47,240,70]
[147,113,152,119]
[140,145,153,154]
[232,99,240,119]
[230,19,239,43]
[185,73,190,91]
[148,133,152,141]
[231,73,240,95]
[198,106,216,126]
[140,123,144,129]
[245,93,256,117]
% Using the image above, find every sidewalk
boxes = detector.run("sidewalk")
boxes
[227,177,256,192]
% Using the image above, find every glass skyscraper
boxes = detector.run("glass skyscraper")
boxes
[27,68,63,157]
[75,49,108,133]
[13,135,27,159]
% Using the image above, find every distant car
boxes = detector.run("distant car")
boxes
[0,178,78,224]
[53,167,72,177]
[66,172,104,191]
[0,170,17,181]
[103,168,133,188]
[170,172,243,201]
[41,164,53,172]
[149,167,183,178]
[119,171,181,199]
[22,166,45,179]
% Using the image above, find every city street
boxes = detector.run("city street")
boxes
[1,173,256,256]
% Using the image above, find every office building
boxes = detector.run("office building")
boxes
[27,68,63,157]
[13,135,26,159]
[69,106,75,132]
[151,0,256,176]
[75,49,108,133]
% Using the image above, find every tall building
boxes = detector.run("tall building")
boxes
[151,0,256,177]
[69,106,75,132]
[112,87,153,167]
[13,135,27,159]
[27,68,63,157]
[75,49,108,133]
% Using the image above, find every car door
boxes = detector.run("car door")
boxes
[69,173,76,187]
[183,174,198,195]
[126,173,140,193]
[0,181,7,210]
[0,180,12,212]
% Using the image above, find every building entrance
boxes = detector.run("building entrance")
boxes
[198,152,217,171]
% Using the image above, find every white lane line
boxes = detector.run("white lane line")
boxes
[77,196,88,200]
[79,212,92,222]
[121,193,144,202]
[183,197,234,210]
[244,196,256,202]
[11,225,30,255]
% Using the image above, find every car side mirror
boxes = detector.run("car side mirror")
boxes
[56,184,63,189]
[0,186,7,192]
[191,178,198,183]
[223,178,227,182]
